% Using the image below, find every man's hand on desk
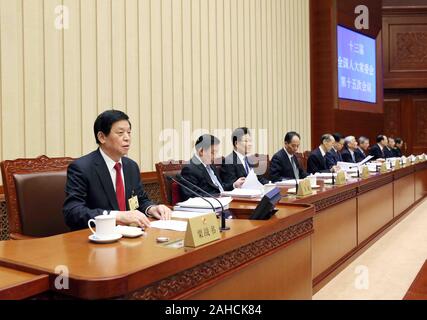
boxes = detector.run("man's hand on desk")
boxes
[116,210,151,228]
[147,205,172,220]
[233,177,246,188]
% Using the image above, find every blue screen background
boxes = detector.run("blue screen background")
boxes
[337,26,376,103]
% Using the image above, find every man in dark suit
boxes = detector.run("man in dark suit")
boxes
[270,131,308,182]
[325,133,344,169]
[221,127,269,186]
[307,134,340,174]
[63,110,171,231]
[394,138,403,157]
[369,135,388,160]
[384,137,395,158]
[356,136,370,161]
[180,134,245,201]
[341,136,360,163]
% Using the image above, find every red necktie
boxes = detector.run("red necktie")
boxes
[114,162,126,211]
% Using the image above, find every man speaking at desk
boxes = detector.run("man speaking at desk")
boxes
[63,110,171,230]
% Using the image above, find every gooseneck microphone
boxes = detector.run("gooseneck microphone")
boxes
[166,176,216,215]
[177,174,230,231]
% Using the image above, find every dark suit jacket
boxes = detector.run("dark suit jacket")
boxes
[393,147,402,157]
[63,149,154,231]
[325,148,342,169]
[369,144,385,160]
[384,147,394,159]
[341,148,357,163]
[180,156,233,201]
[307,148,330,174]
[269,149,308,182]
[354,148,366,163]
[220,151,269,186]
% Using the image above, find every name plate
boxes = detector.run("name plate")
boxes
[184,213,221,248]
[296,179,313,197]
[394,159,401,170]
[335,170,346,185]
[361,166,370,179]
[380,162,388,173]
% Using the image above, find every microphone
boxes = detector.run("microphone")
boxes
[166,176,216,216]
[348,164,360,178]
[176,174,230,231]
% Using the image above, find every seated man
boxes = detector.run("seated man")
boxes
[325,133,344,169]
[356,136,370,160]
[394,138,403,157]
[270,131,308,182]
[307,134,339,174]
[341,136,359,163]
[384,137,395,158]
[221,127,269,186]
[369,135,387,161]
[63,110,171,231]
[180,134,245,201]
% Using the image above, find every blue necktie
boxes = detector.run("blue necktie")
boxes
[206,165,224,193]
[244,156,250,174]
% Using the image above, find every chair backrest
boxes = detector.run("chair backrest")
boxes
[296,152,309,172]
[155,160,188,206]
[0,155,74,238]
[251,153,270,181]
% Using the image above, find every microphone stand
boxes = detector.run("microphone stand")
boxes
[177,174,230,231]
[167,176,216,215]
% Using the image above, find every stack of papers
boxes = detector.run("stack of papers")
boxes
[337,155,374,171]
[174,197,232,213]
[314,172,337,178]
[221,188,263,198]
[275,179,302,186]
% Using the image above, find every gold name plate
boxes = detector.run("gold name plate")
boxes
[296,179,313,197]
[335,170,346,185]
[361,166,370,179]
[184,213,221,248]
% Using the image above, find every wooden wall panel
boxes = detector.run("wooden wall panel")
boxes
[383,14,427,89]
[0,0,311,185]
[310,0,384,149]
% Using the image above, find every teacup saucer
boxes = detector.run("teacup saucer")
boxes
[115,225,144,238]
[88,233,122,243]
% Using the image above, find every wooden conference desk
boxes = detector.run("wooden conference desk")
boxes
[0,161,426,300]
[0,202,314,300]
[233,161,427,290]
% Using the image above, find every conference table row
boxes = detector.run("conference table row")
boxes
[0,161,426,300]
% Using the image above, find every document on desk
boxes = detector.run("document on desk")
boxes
[338,155,374,171]
[221,188,263,198]
[241,169,264,190]
[176,197,232,209]
[150,220,188,232]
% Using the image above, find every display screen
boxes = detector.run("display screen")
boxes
[337,25,376,103]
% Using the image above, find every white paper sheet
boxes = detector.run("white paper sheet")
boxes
[337,155,374,171]
[221,188,263,198]
[176,197,232,209]
[241,169,264,190]
[150,220,188,232]
[171,211,208,219]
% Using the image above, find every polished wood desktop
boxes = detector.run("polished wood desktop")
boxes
[233,161,427,290]
[0,202,314,300]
